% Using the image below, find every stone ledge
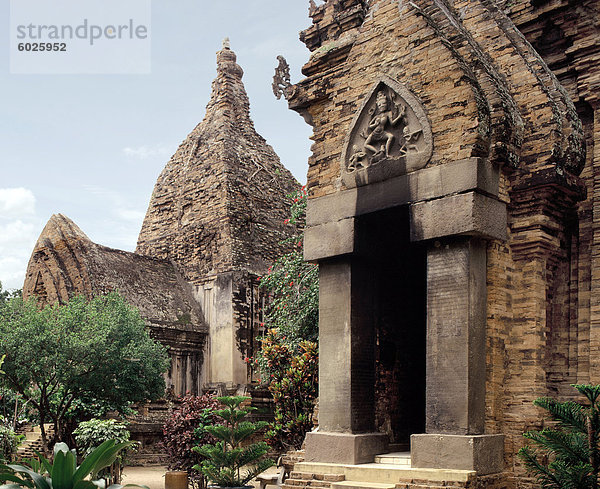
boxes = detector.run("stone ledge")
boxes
[294,461,476,484]
[304,191,506,260]
[410,434,504,475]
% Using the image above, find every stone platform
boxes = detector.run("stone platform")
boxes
[283,457,509,489]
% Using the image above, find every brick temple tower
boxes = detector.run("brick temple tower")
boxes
[136,39,299,390]
[23,41,299,395]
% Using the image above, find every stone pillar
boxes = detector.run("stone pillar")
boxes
[304,256,388,464]
[426,238,487,434]
[410,238,504,475]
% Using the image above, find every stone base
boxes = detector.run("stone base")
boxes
[411,434,504,475]
[305,431,389,464]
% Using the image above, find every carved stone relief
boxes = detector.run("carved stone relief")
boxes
[272,55,294,101]
[341,77,433,188]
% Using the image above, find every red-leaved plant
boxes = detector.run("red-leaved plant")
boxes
[162,394,220,489]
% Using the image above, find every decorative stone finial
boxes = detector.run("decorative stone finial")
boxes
[216,39,243,80]
[272,55,292,100]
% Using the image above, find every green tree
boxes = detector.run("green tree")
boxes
[0,292,170,452]
[519,384,600,489]
[193,396,273,487]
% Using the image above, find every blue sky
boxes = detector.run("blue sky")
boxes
[0,1,315,290]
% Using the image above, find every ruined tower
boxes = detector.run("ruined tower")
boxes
[136,40,299,389]
[23,41,299,395]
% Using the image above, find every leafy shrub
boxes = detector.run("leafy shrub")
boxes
[162,394,220,489]
[73,418,133,485]
[259,331,318,451]
[0,425,21,463]
[252,188,319,452]
[519,384,600,489]
[193,396,273,487]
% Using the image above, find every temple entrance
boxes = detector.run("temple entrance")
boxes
[356,206,426,448]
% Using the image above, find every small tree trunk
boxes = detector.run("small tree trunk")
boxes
[12,396,19,431]
[39,412,48,455]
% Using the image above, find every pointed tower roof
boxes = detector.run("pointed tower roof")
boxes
[136,42,299,284]
[23,214,206,334]
[202,38,253,130]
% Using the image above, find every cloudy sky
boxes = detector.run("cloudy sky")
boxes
[0,1,315,290]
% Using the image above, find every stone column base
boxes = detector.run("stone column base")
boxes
[411,434,504,475]
[305,432,389,465]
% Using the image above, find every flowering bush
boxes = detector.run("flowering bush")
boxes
[254,187,319,451]
[258,187,319,346]
[162,394,220,489]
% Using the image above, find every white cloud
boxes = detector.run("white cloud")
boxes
[0,220,35,245]
[0,256,27,291]
[0,219,40,291]
[122,144,172,160]
[0,188,41,290]
[0,187,36,218]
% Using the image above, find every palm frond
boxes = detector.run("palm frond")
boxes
[573,385,600,408]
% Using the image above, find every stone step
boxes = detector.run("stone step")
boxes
[290,472,319,480]
[284,480,312,487]
[333,481,396,489]
[294,462,476,484]
[32,424,53,434]
[25,431,39,441]
[285,480,331,488]
[307,482,334,488]
[374,452,411,466]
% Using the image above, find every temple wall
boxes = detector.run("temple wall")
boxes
[290,0,593,484]
[196,271,266,390]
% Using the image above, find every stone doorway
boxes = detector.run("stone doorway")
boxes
[356,207,426,449]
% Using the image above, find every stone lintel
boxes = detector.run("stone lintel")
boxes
[411,434,504,475]
[306,158,499,227]
[304,191,505,261]
[410,192,506,242]
[305,431,389,465]
[304,218,355,262]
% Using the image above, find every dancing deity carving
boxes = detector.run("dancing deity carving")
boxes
[342,79,432,187]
